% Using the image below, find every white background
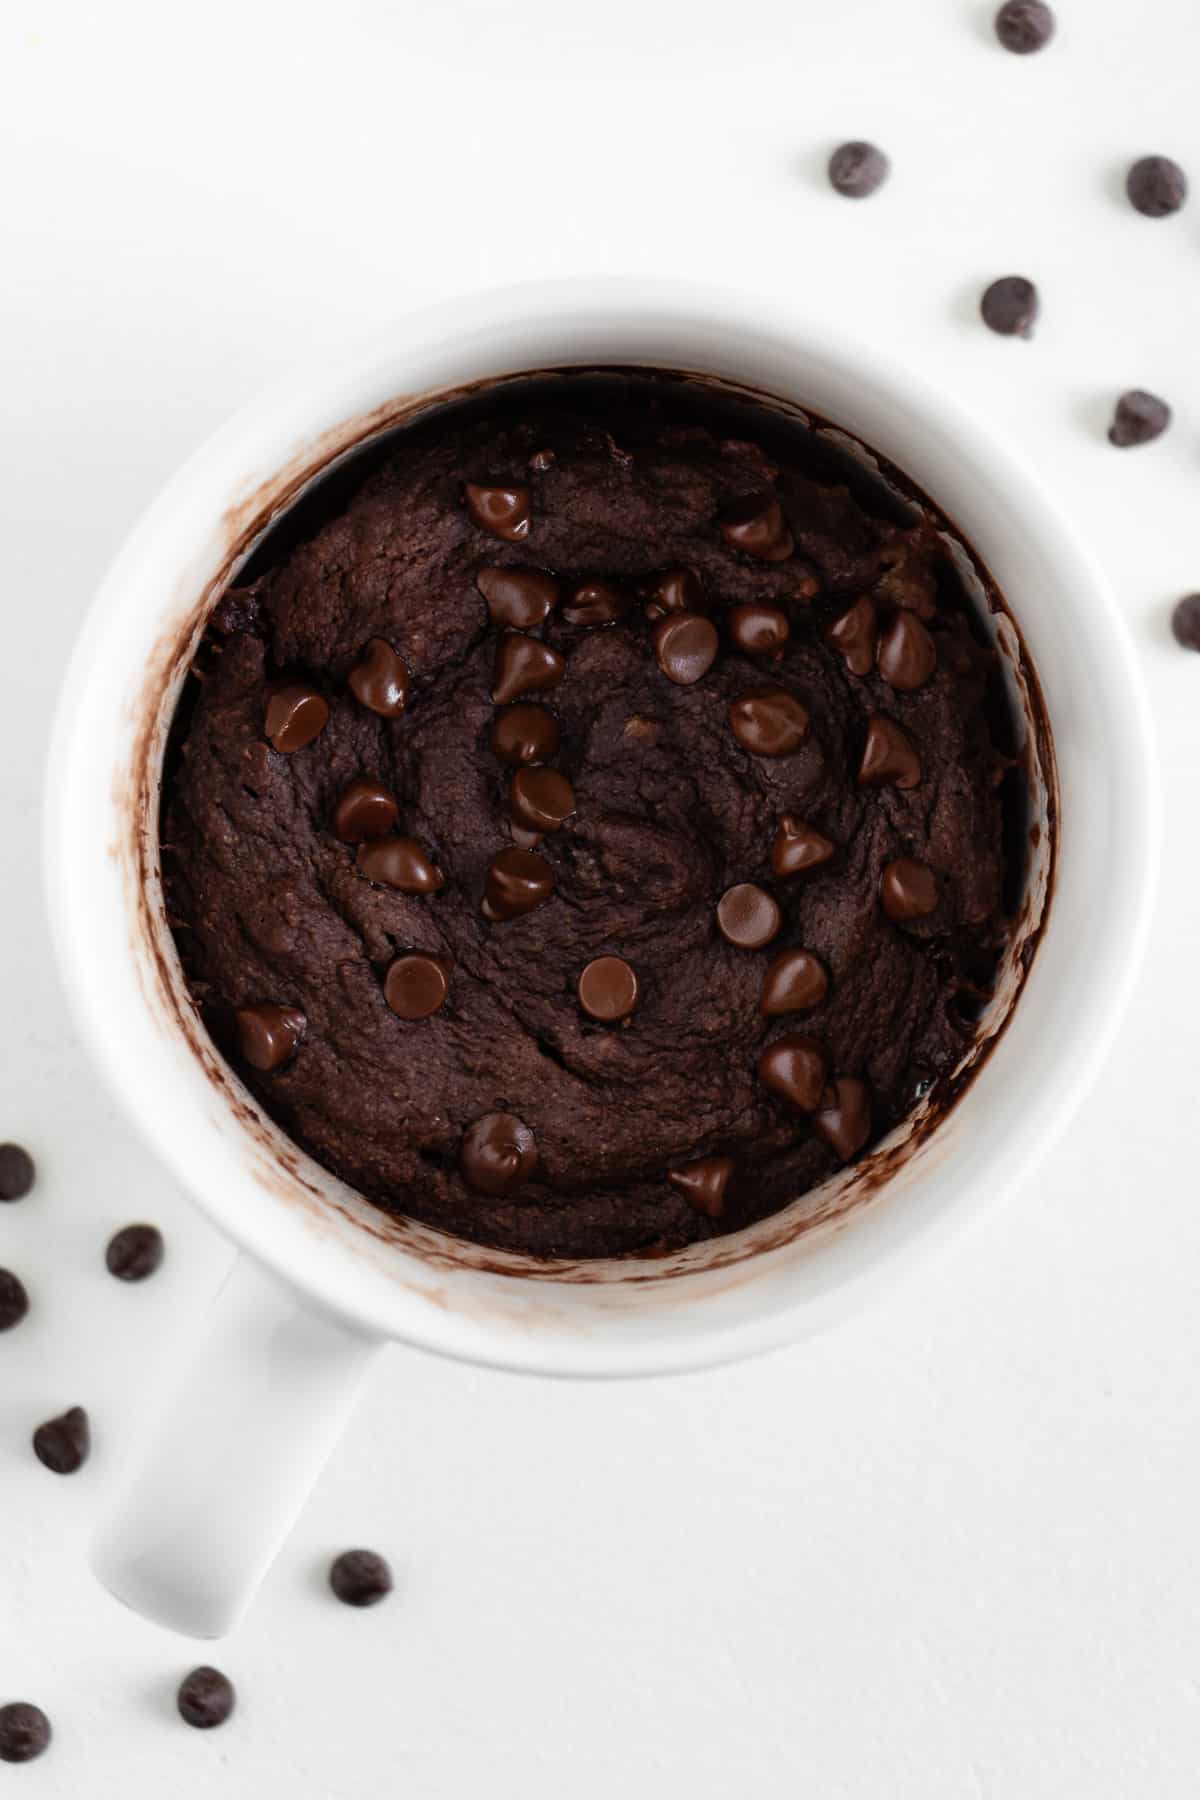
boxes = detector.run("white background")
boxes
[3,0,1199,1793]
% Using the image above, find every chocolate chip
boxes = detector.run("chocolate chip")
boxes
[643,567,703,620]
[330,1548,393,1607]
[880,858,939,922]
[716,883,782,949]
[654,612,719,686]
[577,956,639,1022]
[728,603,790,658]
[772,815,835,878]
[356,835,445,892]
[464,482,531,541]
[348,637,410,717]
[0,1143,35,1201]
[729,687,810,756]
[529,448,555,471]
[828,140,890,198]
[511,767,576,834]
[1126,155,1187,218]
[105,1223,164,1282]
[1108,390,1171,447]
[0,1703,51,1764]
[461,1112,538,1196]
[265,683,329,753]
[33,1406,90,1475]
[332,778,399,843]
[668,1156,735,1220]
[1171,595,1200,650]
[757,1035,828,1112]
[235,1003,306,1072]
[482,847,555,920]
[877,611,936,690]
[812,1077,872,1160]
[476,565,560,630]
[760,949,829,1015]
[980,276,1039,338]
[491,704,560,766]
[563,579,632,626]
[384,954,449,1020]
[0,1269,29,1332]
[994,0,1055,52]
[825,596,878,676]
[491,633,565,704]
[859,715,922,789]
[719,494,794,563]
[177,1666,235,1730]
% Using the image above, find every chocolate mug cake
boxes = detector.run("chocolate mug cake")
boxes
[163,373,1029,1259]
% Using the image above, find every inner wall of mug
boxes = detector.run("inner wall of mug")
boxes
[131,365,1056,1287]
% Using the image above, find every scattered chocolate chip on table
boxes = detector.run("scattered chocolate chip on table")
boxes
[177,1667,236,1730]
[1125,155,1188,217]
[827,140,890,198]
[980,276,1039,338]
[994,0,1055,54]
[1108,390,1171,447]
[0,1143,35,1202]
[105,1223,164,1282]
[0,1702,51,1764]
[1171,596,1200,651]
[0,1268,29,1332]
[32,1406,90,1475]
[329,1548,394,1607]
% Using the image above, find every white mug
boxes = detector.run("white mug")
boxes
[44,281,1157,1639]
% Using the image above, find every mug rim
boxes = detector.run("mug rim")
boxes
[43,279,1159,1376]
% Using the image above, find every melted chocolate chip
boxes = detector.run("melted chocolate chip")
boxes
[332,778,399,843]
[1108,390,1171,447]
[877,611,937,691]
[482,847,555,920]
[476,565,560,630]
[330,1548,393,1607]
[235,1003,306,1072]
[0,1143,35,1201]
[0,1268,29,1332]
[265,683,329,753]
[880,858,939,922]
[348,637,410,717]
[994,0,1055,52]
[1126,155,1188,218]
[356,836,445,892]
[812,1077,872,1160]
[668,1155,735,1219]
[719,494,794,562]
[491,704,561,766]
[563,579,633,626]
[757,1035,828,1113]
[716,883,782,949]
[858,716,922,789]
[728,603,790,658]
[772,815,835,878]
[643,567,702,620]
[461,1112,538,1196]
[760,949,829,1015]
[654,612,719,685]
[105,1223,164,1282]
[33,1405,90,1474]
[0,1703,51,1764]
[464,482,531,541]
[577,955,640,1022]
[1171,595,1200,650]
[177,1667,236,1730]
[384,954,450,1020]
[511,767,575,834]
[980,276,1039,338]
[826,596,878,676]
[828,140,891,197]
[492,633,566,705]
[729,687,810,756]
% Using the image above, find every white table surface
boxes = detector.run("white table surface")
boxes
[3,0,1199,1793]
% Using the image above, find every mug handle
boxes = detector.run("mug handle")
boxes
[91,1254,381,1638]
